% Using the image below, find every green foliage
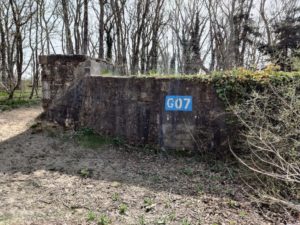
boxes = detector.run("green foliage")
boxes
[0,81,41,111]
[111,193,120,202]
[181,218,191,225]
[112,137,125,147]
[79,168,91,178]
[239,211,247,218]
[100,69,112,76]
[128,67,299,107]
[292,54,300,71]
[143,197,154,206]
[75,128,113,149]
[138,215,146,225]
[259,8,300,71]
[231,79,300,211]
[227,200,239,208]
[0,90,40,111]
[196,184,204,195]
[212,66,300,104]
[118,203,128,215]
[97,214,111,225]
[168,212,176,221]
[87,211,97,222]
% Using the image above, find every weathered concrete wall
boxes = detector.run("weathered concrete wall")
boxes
[40,55,230,152]
[40,55,113,109]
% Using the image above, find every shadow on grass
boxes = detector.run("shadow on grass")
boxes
[0,124,243,199]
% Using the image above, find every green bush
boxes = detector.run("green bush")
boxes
[229,79,300,211]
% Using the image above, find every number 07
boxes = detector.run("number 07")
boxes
[183,98,191,110]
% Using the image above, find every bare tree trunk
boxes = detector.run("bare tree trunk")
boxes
[111,0,127,75]
[0,8,6,86]
[82,0,88,55]
[30,1,39,99]
[260,0,272,46]
[98,0,105,59]
[9,0,24,99]
[130,0,151,74]
[106,23,113,61]
[74,0,82,54]
[148,0,164,73]
[61,0,74,54]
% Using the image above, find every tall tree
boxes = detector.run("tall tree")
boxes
[259,8,300,71]
[110,0,127,75]
[8,0,35,99]
[147,0,165,73]
[82,0,89,54]
[98,0,105,59]
[61,0,74,54]
[0,6,6,87]
[130,0,152,74]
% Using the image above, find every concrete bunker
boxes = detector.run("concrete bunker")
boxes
[40,55,230,152]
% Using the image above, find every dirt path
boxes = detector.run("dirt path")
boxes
[0,106,42,142]
[0,107,296,225]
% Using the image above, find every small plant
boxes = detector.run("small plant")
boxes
[111,193,120,201]
[143,197,156,212]
[227,200,239,208]
[197,184,204,195]
[138,215,146,225]
[239,210,247,218]
[181,167,194,176]
[87,211,96,222]
[97,214,111,225]
[143,197,154,206]
[75,128,112,149]
[168,212,176,221]
[112,137,125,147]
[30,122,41,129]
[79,168,91,178]
[151,175,161,183]
[156,218,167,225]
[118,203,128,215]
[182,218,191,225]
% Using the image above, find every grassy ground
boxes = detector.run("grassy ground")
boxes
[0,106,298,225]
[0,108,297,225]
[0,87,41,111]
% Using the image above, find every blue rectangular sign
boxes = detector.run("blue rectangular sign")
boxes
[165,96,193,112]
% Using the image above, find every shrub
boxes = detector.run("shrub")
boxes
[230,79,300,211]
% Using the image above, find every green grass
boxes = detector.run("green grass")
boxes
[143,197,154,206]
[180,167,194,176]
[181,218,191,225]
[0,89,41,111]
[86,211,97,222]
[111,193,120,202]
[97,214,111,225]
[79,168,92,178]
[138,215,146,225]
[118,203,128,215]
[75,128,124,149]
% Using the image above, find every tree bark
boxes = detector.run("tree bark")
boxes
[82,0,89,55]
[98,0,105,59]
[61,0,74,54]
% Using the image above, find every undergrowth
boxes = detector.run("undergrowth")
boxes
[0,90,41,111]
[74,128,124,149]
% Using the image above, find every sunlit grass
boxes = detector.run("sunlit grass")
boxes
[0,88,41,111]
